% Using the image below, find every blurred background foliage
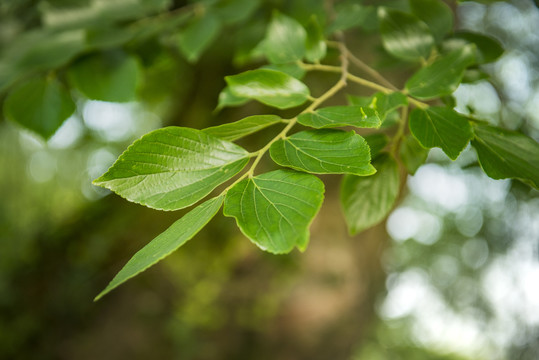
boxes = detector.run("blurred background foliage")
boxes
[0,0,538,359]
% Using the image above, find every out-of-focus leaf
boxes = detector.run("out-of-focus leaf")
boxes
[452,31,504,64]
[93,127,250,211]
[409,0,453,42]
[224,170,324,254]
[304,16,327,62]
[400,134,429,175]
[177,12,221,62]
[262,11,306,64]
[270,129,376,175]
[364,133,390,158]
[213,0,260,24]
[409,107,473,160]
[94,195,224,301]
[472,125,539,189]
[203,115,282,141]
[216,86,250,110]
[328,3,376,33]
[341,154,400,235]
[68,51,140,102]
[225,69,310,109]
[3,77,75,139]
[378,7,435,61]
[298,106,381,129]
[262,63,306,79]
[405,45,476,99]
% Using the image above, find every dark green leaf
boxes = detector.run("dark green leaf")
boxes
[400,134,429,175]
[452,31,504,64]
[364,133,390,158]
[213,0,260,24]
[472,125,539,189]
[409,0,453,42]
[3,77,75,139]
[95,195,224,301]
[177,12,221,63]
[341,154,400,235]
[409,107,473,160]
[93,127,249,211]
[378,7,435,61]
[304,16,327,63]
[203,115,282,141]
[224,170,324,254]
[262,12,306,64]
[405,45,476,99]
[269,130,376,175]
[297,106,381,129]
[225,69,310,109]
[328,3,376,33]
[68,51,140,102]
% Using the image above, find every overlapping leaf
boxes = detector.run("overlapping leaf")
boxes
[203,115,282,141]
[177,12,221,63]
[341,154,400,235]
[262,12,306,64]
[95,196,224,301]
[225,69,310,109]
[305,16,327,63]
[405,45,476,99]
[297,106,381,129]
[472,125,539,189]
[409,107,473,160]
[94,127,249,211]
[400,134,429,175]
[224,170,324,254]
[409,0,453,42]
[270,130,376,175]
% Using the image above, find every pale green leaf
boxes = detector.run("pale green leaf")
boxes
[216,86,250,110]
[341,154,400,235]
[400,134,429,175]
[328,3,376,33]
[68,51,140,102]
[409,107,473,160]
[262,11,306,64]
[304,16,326,62]
[203,115,282,141]
[177,12,221,63]
[269,130,376,175]
[409,0,453,42]
[95,195,224,301]
[93,127,249,211]
[3,77,75,139]
[297,106,381,129]
[472,125,539,189]
[225,69,310,109]
[378,7,435,61]
[224,170,324,254]
[405,45,476,99]
[262,63,306,79]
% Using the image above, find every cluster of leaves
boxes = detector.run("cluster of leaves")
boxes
[2,0,538,301]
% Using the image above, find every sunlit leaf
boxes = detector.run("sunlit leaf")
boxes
[224,170,324,254]
[472,125,539,189]
[225,69,310,109]
[177,12,221,63]
[378,7,435,61]
[341,154,400,235]
[405,45,476,99]
[409,107,473,160]
[3,77,75,139]
[93,127,249,211]
[68,51,140,102]
[297,106,381,129]
[203,115,282,141]
[262,63,306,79]
[270,129,376,175]
[409,0,453,42]
[328,3,376,33]
[216,86,250,110]
[262,11,306,64]
[95,195,224,301]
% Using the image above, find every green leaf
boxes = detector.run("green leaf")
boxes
[405,45,476,99]
[95,195,224,301]
[216,86,250,110]
[225,69,310,109]
[364,133,390,158]
[297,106,381,129]
[213,0,260,24]
[269,130,376,175]
[341,154,400,235]
[347,92,408,123]
[409,0,453,42]
[68,51,140,102]
[203,115,282,141]
[304,16,327,63]
[262,63,306,79]
[409,107,473,160]
[177,12,221,63]
[452,31,504,64]
[399,134,429,175]
[328,3,376,33]
[378,7,435,61]
[262,11,306,64]
[3,77,75,139]
[224,170,324,254]
[93,127,249,211]
[472,125,539,189]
